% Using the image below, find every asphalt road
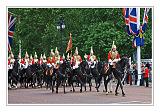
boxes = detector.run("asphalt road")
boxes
[8,83,152,104]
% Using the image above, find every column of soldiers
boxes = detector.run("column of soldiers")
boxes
[8,41,120,75]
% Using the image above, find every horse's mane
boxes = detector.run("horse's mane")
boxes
[116,57,128,69]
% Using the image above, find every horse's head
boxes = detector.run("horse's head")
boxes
[119,57,129,69]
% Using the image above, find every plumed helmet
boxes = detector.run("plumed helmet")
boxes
[90,46,94,55]
[8,55,11,59]
[10,52,14,58]
[84,53,87,59]
[55,47,59,55]
[62,54,65,59]
[30,54,33,60]
[34,52,37,59]
[40,54,43,59]
[43,53,46,59]
[25,51,29,59]
[67,53,70,60]
[112,41,116,49]
[18,53,21,59]
[75,47,78,55]
[50,49,55,56]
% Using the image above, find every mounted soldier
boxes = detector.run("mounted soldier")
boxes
[17,52,22,69]
[71,47,82,69]
[24,51,29,69]
[29,54,34,65]
[34,52,38,64]
[42,53,47,64]
[38,54,43,65]
[54,47,61,69]
[89,46,97,68]
[106,41,121,94]
[108,41,120,68]
[9,52,15,70]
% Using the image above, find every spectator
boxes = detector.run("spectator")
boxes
[133,64,138,85]
[144,65,149,87]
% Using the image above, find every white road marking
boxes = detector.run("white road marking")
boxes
[111,100,151,104]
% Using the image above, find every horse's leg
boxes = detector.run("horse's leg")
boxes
[63,79,66,94]
[97,75,102,89]
[95,77,99,92]
[84,78,87,91]
[115,80,120,96]
[80,83,83,93]
[51,78,55,93]
[56,78,60,93]
[105,77,111,94]
[119,79,125,96]
[108,80,113,93]
[71,82,75,92]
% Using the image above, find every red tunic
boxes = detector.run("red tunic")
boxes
[108,51,120,61]
[47,58,51,64]
[52,57,55,64]
[60,56,63,61]
[38,59,42,65]
[87,55,90,61]
[21,59,25,64]
[32,59,35,64]
[144,67,149,78]
[8,59,10,65]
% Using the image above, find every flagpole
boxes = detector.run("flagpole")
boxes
[19,40,22,68]
[137,8,142,86]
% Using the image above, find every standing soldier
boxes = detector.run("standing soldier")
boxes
[71,47,82,69]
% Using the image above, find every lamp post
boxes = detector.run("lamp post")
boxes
[57,17,65,55]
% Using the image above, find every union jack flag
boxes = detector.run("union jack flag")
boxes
[123,8,131,35]
[140,8,150,33]
[129,8,140,35]
[8,12,16,52]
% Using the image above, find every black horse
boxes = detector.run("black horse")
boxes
[104,57,129,96]
[8,59,19,89]
[51,60,68,94]
[80,61,93,91]
[90,61,103,92]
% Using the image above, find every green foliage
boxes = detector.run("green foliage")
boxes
[9,8,152,60]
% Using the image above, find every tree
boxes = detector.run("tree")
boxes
[9,8,152,60]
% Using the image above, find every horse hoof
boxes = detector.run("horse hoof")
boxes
[122,94,125,97]
[80,89,82,93]
[70,90,72,92]
[115,93,119,96]
[106,92,109,95]
[56,91,58,93]
[110,91,112,93]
